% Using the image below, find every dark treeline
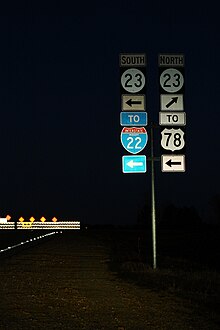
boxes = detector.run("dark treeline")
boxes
[137,194,220,229]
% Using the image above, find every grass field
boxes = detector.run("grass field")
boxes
[90,225,220,325]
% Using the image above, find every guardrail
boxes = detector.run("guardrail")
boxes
[0,232,58,254]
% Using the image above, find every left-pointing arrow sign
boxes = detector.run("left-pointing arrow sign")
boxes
[166,159,182,167]
[127,160,143,168]
[122,94,145,111]
[122,155,147,173]
[126,99,142,107]
[161,155,185,172]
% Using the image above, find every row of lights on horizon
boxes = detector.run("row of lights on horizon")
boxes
[1,215,58,222]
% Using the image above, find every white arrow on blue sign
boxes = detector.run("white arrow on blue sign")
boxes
[120,112,147,126]
[120,127,148,154]
[122,155,147,173]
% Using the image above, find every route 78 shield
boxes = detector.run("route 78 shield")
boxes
[161,128,185,152]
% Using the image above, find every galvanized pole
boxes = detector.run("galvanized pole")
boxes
[150,123,157,269]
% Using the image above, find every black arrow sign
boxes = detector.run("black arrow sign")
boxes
[166,159,182,167]
[126,99,142,107]
[166,96,178,109]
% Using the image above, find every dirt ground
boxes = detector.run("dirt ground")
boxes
[0,231,218,329]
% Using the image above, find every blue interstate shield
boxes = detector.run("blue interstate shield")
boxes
[120,127,148,154]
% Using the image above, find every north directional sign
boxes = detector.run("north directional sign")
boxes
[161,154,185,172]
[121,127,148,154]
[120,112,147,126]
[158,54,184,67]
[122,94,145,111]
[159,112,186,126]
[160,94,184,111]
[122,155,147,173]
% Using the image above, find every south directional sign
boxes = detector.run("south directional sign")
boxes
[120,127,148,154]
[122,155,147,173]
[120,54,146,67]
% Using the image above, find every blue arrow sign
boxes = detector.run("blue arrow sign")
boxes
[120,127,148,154]
[122,155,147,173]
[120,112,147,126]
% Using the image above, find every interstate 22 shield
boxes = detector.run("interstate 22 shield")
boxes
[120,127,148,154]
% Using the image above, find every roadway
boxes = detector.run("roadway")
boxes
[0,230,217,329]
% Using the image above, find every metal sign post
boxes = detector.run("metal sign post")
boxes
[150,123,157,270]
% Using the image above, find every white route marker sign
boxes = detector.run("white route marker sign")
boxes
[121,68,145,93]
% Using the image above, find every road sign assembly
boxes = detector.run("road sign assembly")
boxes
[120,53,147,173]
[159,54,186,172]
[118,53,187,269]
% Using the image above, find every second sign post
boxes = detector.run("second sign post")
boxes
[159,54,186,172]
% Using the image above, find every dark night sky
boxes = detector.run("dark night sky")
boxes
[0,3,219,224]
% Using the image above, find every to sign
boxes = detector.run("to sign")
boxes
[160,68,184,93]
[159,112,186,126]
[121,127,148,154]
[121,68,145,93]
[120,112,147,126]
[161,128,185,152]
